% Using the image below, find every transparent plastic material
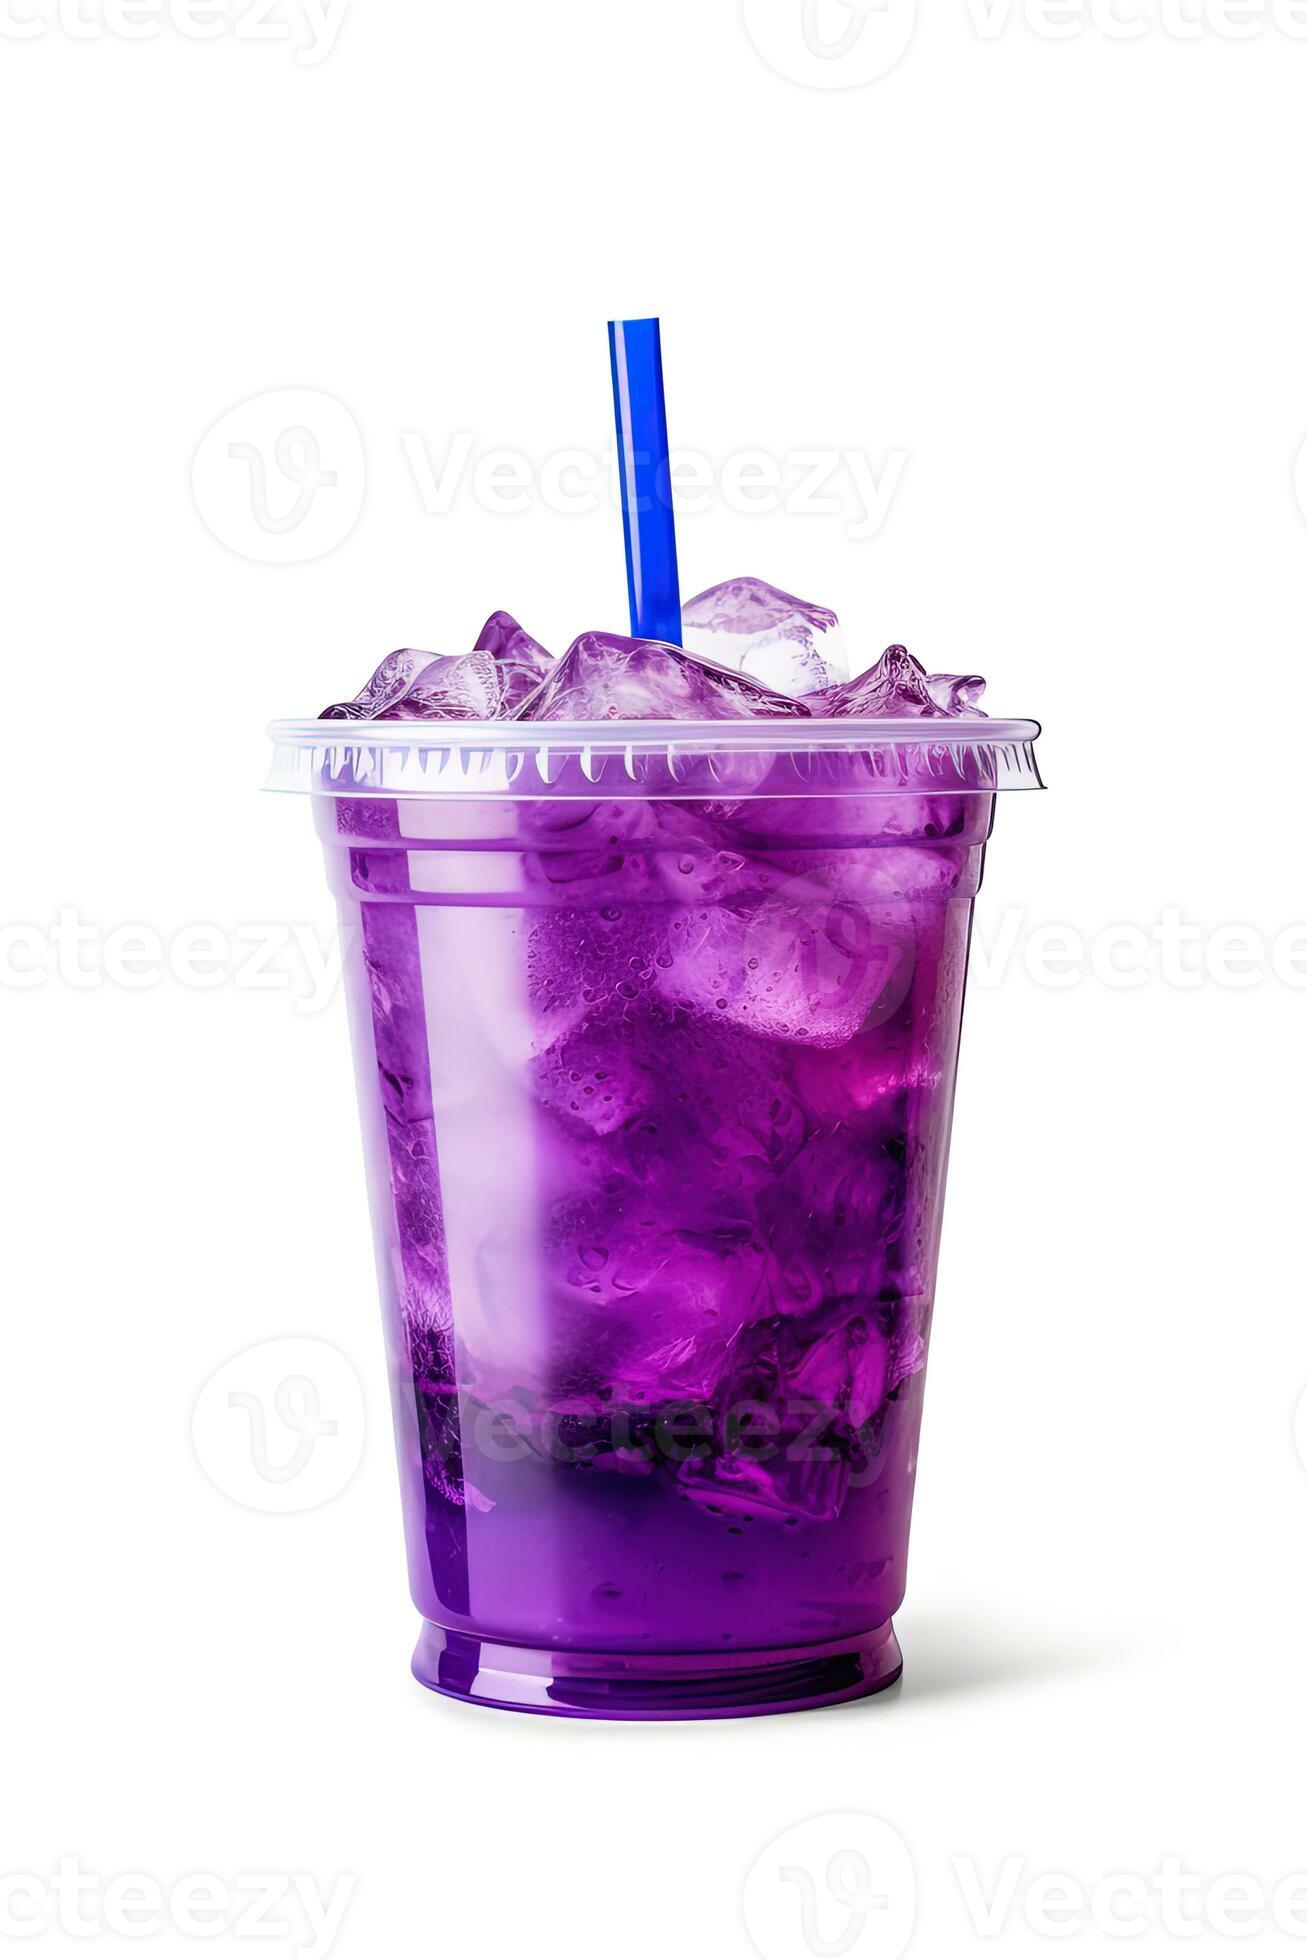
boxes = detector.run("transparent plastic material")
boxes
[270,715,1041,1718]
[266,715,1043,801]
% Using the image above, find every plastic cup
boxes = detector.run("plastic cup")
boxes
[268,711,1041,1719]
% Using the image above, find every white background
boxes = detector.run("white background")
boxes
[3,3,1306,1956]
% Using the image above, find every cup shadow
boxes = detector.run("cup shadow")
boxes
[890,1607,1109,1705]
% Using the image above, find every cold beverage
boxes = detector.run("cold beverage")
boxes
[271,580,1041,1717]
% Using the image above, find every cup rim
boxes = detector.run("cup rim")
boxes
[267,713,1041,750]
[265,715,1044,798]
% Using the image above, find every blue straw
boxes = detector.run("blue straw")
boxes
[608,316,682,645]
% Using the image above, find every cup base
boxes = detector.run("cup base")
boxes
[411,1620,903,1721]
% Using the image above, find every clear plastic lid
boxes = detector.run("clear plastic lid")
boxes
[265,716,1043,801]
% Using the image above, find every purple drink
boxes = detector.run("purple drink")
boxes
[271,591,1041,1718]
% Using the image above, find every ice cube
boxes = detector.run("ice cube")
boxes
[385,651,503,720]
[474,609,550,670]
[407,1319,467,1511]
[321,613,552,722]
[541,1208,775,1406]
[680,577,847,696]
[674,1310,868,1522]
[525,902,668,1028]
[817,644,987,719]
[532,1007,659,1138]
[669,1017,810,1184]
[321,648,437,720]
[466,610,554,711]
[673,1303,917,1523]
[678,1446,851,1525]
[788,1316,891,1427]
[655,871,910,1049]
[924,672,987,715]
[383,612,552,720]
[357,905,451,1329]
[774,1134,905,1301]
[520,631,811,722]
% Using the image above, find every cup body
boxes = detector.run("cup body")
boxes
[314,762,998,1717]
